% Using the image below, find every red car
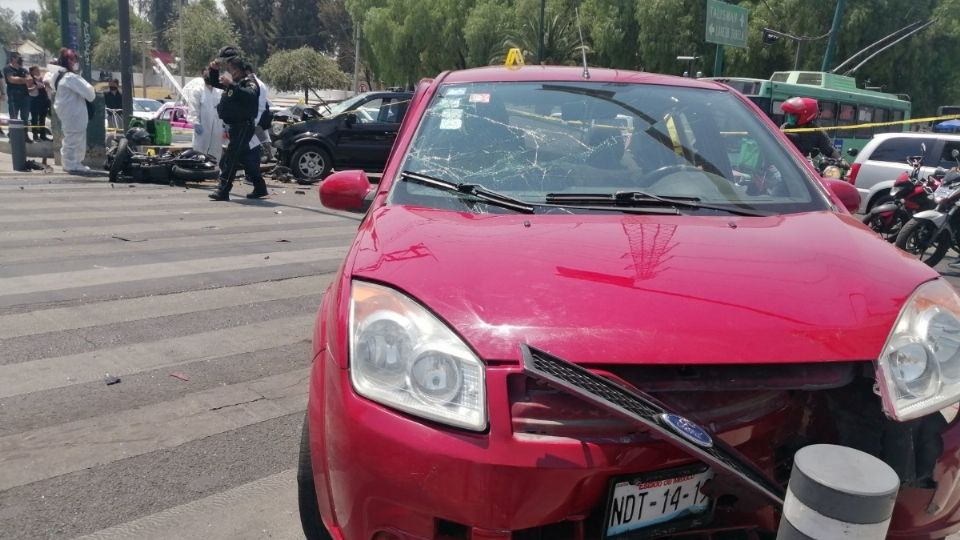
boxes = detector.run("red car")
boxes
[301,66,960,540]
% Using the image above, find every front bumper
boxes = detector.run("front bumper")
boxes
[308,348,960,540]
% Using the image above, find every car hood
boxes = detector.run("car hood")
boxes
[349,207,937,365]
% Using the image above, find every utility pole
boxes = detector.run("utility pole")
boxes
[821,0,846,72]
[118,0,133,128]
[352,25,360,94]
[178,0,184,87]
[537,0,545,64]
[139,37,152,98]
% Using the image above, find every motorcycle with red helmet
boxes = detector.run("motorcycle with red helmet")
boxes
[780,97,843,164]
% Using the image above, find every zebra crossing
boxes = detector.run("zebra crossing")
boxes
[0,175,361,539]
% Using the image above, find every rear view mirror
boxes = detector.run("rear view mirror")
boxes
[319,170,374,213]
[825,178,861,213]
[952,149,959,159]
[847,148,859,157]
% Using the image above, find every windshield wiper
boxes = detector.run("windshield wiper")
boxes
[546,191,769,217]
[400,171,536,214]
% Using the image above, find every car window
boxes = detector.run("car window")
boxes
[939,141,960,168]
[393,82,830,215]
[355,98,383,124]
[868,137,933,164]
[377,98,408,124]
[134,99,161,113]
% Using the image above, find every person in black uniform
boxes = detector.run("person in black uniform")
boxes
[104,79,122,110]
[208,55,267,201]
[780,96,840,159]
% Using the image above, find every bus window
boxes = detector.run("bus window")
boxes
[874,108,889,133]
[891,110,905,133]
[838,103,856,138]
[772,100,785,126]
[819,101,837,127]
[858,106,874,136]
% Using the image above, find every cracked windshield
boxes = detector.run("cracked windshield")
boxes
[393,82,830,215]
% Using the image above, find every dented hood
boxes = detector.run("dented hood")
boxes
[350,206,937,365]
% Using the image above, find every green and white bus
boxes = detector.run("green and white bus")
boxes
[705,71,912,155]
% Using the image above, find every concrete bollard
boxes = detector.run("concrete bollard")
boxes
[9,119,28,172]
[777,444,899,540]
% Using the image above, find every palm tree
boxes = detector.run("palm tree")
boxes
[492,11,588,66]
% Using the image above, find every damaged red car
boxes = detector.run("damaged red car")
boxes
[299,65,960,540]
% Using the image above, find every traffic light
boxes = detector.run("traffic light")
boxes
[762,28,781,44]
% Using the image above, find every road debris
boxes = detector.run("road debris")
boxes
[104,375,121,385]
[169,372,190,382]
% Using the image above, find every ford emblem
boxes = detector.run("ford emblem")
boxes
[659,413,714,448]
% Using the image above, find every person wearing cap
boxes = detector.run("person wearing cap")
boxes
[4,52,31,140]
[208,55,265,200]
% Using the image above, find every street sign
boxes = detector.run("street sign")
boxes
[705,0,748,49]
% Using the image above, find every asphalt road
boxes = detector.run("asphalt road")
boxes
[3,166,960,539]
[0,170,360,539]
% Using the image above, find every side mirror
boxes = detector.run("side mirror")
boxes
[952,149,959,159]
[847,147,859,157]
[319,170,374,213]
[342,112,358,128]
[825,178,861,213]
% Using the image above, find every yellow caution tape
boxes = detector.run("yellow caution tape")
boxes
[784,113,960,133]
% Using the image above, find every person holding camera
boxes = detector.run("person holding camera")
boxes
[208,55,267,201]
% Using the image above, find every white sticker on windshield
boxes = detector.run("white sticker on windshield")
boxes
[439,98,461,109]
[441,108,463,120]
[440,117,463,130]
[445,87,467,96]
[469,93,491,104]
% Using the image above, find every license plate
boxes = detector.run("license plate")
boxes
[604,466,713,538]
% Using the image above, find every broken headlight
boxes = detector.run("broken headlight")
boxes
[878,279,960,421]
[349,280,487,431]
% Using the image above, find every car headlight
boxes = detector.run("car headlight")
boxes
[877,279,960,420]
[350,281,487,431]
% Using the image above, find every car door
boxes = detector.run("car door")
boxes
[859,136,937,191]
[337,95,408,170]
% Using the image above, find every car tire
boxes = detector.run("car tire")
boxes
[298,416,333,540]
[171,165,220,182]
[109,138,132,183]
[290,144,332,183]
[896,218,951,267]
[866,193,893,213]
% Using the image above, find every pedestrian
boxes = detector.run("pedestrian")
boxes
[45,49,96,174]
[0,82,6,136]
[207,55,266,201]
[183,67,224,160]
[4,52,31,138]
[27,65,51,142]
[211,47,271,194]
[104,78,122,110]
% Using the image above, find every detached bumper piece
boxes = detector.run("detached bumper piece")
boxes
[520,344,786,508]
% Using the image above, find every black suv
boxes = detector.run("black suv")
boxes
[273,91,413,182]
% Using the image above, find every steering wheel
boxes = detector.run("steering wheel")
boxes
[639,164,702,187]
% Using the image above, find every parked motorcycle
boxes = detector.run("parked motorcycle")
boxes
[895,149,960,266]
[861,155,944,242]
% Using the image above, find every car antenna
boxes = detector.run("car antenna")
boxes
[575,7,590,80]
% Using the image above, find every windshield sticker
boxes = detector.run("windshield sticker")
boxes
[439,117,463,130]
[469,93,491,104]
[441,108,463,120]
[439,98,461,109]
[445,87,467,96]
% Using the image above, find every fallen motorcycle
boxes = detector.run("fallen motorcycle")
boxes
[105,127,220,184]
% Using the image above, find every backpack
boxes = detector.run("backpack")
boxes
[257,103,273,131]
[54,70,95,121]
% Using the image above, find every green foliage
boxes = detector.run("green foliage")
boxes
[36,0,136,54]
[165,3,240,74]
[0,8,20,49]
[20,10,40,38]
[259,46,350,98]
[464,0,510,67]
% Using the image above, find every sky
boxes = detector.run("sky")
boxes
[6,0,40,17]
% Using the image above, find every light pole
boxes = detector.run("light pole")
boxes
[137,37,152,98]
[537,0,545,65]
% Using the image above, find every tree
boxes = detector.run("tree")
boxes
[92,20,151,70]
[36,0,128,54]
[20,10,40,38]
[259,46,350,102]
[464,0,510,67]
[319,0,355,73]
[498,0,586,66]
[580,0,640,69]
[0,8,19,49]
[273,0,326,53]
[224,0,276,65]
[165,3,240,74]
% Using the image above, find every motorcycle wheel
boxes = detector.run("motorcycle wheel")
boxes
[172,165,220,181]
[896,219,952,267]
[109,139,132,183]
[862,209,907,243]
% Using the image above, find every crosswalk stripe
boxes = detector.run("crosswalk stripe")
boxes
[0,246,347,296]
[1,194,315,211]
[0,206,290,223]
[0,314,314,399]
[0,226,355,265]
[76,469,301,540]
[0,368,310,490]
[0,275,329,340]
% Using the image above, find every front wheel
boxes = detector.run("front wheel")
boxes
[896,218,952,267]
[290,144,332,183]
[862,208,908,243]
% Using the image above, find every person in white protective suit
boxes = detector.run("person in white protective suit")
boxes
[183,68,225,160]
[44,48,95,174]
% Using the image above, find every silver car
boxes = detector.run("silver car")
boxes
[852,132,960,213]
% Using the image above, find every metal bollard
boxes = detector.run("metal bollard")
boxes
[9,119,28,172]
[777,444,899,540]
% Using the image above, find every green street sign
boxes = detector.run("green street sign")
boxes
[705,0,748,48]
